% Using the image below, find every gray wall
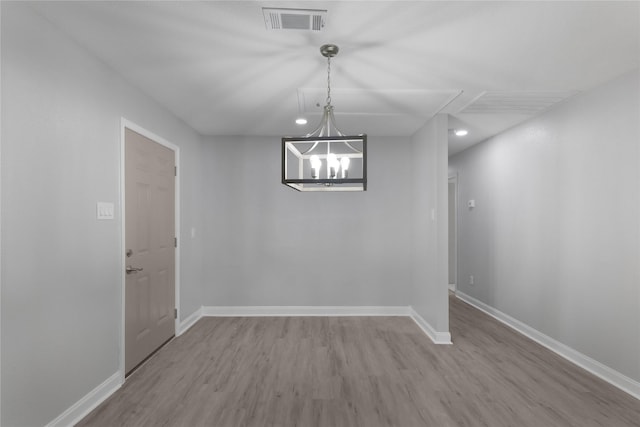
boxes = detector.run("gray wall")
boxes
[449,69,640,382]
[201,136,415,306]
[410,115,450,333]
[1,3,204,426]
[200,119,450,338]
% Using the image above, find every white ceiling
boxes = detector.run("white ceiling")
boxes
[28,1,640,155]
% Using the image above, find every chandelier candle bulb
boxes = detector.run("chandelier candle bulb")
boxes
[310,155,321,179]
[327,153,339,178]
[340,157,350,178]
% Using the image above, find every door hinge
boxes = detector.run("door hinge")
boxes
[174,308,178,319]
[174,166,177,176]
[174,237,177,248]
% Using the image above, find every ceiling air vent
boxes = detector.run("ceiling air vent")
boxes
[459,91,578,115]
[262,8,326,31]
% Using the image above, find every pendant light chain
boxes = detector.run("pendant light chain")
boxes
[326,55,332,107]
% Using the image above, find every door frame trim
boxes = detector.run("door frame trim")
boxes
[448,173,458,292]
[119,118,181,381]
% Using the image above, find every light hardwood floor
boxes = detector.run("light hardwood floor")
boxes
[77,295,640,426]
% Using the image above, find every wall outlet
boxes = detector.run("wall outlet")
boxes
[469,275,474,285]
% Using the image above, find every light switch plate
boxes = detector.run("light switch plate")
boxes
[97,202,115,220]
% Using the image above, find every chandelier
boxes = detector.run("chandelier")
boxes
[282,44,367,192]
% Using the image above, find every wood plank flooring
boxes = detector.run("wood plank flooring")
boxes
[76,295,640,426]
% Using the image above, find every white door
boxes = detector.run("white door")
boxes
[125,128,176,375]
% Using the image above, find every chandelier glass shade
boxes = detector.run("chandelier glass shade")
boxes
[282,44,367,192]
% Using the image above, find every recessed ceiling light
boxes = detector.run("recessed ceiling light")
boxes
[295,118,308,125]
[454,129,468,137]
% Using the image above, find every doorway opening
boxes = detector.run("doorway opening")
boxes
[448,174,458,292]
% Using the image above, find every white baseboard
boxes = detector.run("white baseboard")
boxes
[45,372,122,427]
[456,291,640,400]
[201,306,411,317]
[202,305,452,345]
[45,307,202,427]
[177,307,202,336]
[409,307,452,344]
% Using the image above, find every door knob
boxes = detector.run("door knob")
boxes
[126,265,144,274]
